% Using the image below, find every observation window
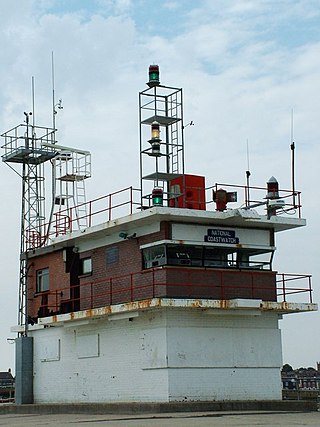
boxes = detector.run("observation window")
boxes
[167,245,202,266]
[142,244,273,271]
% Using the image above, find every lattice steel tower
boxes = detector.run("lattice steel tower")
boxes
[1,112,91,334]
[1,114,57,334]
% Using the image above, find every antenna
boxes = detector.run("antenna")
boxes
[245,139,251,207]
[52,52,63,135]
[290,108,296,208]
[31,76,35,127]
[52,51,56,131]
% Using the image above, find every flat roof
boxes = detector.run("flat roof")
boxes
[33,206,305,255]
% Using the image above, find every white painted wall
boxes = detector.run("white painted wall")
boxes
[172,223,271,247]
[31,308,282,403]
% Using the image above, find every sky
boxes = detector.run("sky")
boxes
[0,0,319,372]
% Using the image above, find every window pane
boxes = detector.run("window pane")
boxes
[143,245,166,268]
[82,258,92,274]
[106,247,119,265]
[167,245,202,266]
[204,247,230,267]
[238,250,273,270]
[37,268,49,292]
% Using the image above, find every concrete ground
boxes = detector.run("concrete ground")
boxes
[0,411,320,427]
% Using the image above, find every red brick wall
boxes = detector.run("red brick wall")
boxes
[27,250,70,319]
[79,221,169,309]
[29,221,277,316]
[163,268,277,301]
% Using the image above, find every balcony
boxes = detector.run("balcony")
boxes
[32,268,313,321]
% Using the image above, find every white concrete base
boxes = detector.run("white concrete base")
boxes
[30,307,282,403]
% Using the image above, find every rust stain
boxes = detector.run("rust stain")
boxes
[121,298,154,312]
[219,300,229,309]
[190,300,202,308]
[261,301,317,312]
[104,306,112,315]
[280,302,290,311]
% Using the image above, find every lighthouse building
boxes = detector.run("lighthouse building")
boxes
[4,66,317,404]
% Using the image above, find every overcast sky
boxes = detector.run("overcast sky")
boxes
[0,0,319,372]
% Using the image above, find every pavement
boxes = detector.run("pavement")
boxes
[1,411,320,426]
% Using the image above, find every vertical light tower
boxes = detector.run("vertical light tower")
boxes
[1,116,57,333]
[139,65,185,208]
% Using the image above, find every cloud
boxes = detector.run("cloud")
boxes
[0,0,319,371]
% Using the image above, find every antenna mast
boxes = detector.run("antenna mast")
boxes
[52,51,56,132]
[245,139,251,207]
[290,108,296,208]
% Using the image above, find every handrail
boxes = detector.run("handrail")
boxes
[276,273,313,303]
[35,268,313,317]
[207,182,302,217]
[43,186,141,240]
[32,180,302,249]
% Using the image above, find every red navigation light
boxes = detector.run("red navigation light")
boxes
[213,189,237,211]
[266,176,279,199]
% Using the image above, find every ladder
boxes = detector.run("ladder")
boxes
[74,178,88,229]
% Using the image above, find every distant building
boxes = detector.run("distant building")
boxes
[282,367,320,391]
[0,369,15,401]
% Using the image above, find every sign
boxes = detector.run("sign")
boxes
[204,228,239,244]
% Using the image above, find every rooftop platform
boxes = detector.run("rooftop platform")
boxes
[34,205,306,256]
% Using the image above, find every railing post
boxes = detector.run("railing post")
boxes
[89,201,92,227]
[251,273,254,298]
[69,208,73,233]
[55,214,58,237]
[130,186,133,215]
[282,274,286,302]
[220,271,224,300]
[108,194,112,221]
[309,276,313,304]
[91,282,93,309]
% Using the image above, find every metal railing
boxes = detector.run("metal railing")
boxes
[44,186,141,240]
[277,273,313,303]
[31,180,302,248]
[207,183,302,218]
[34,268,313,318]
